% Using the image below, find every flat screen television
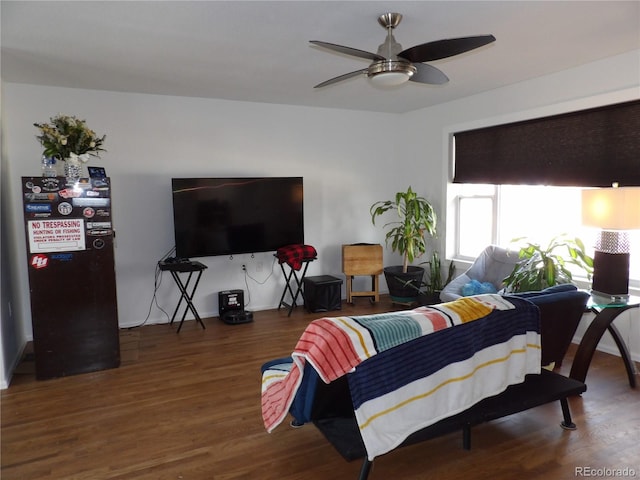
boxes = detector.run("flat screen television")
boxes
[171,177,304,259]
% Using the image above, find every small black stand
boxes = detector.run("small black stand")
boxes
[158,260,207,333]
[277,259,314,317]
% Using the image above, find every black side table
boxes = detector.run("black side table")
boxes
[277,258,315,317]
[158,260,208,333]
[569,294,639,388]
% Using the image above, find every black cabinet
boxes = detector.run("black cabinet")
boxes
[22,177,119,380]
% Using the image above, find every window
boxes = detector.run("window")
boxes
[449,183,640,286]
[454,184,496,259]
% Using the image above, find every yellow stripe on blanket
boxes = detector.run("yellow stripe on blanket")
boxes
[357,346,536,430]
[441,296,494,323]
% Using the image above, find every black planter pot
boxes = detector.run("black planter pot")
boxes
[383,266,425,303]
[417,291,442,306]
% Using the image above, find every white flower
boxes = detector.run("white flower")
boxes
[34,114,106,160]
[67,152,90,163]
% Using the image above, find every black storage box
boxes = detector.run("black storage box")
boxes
[303,275,343,313]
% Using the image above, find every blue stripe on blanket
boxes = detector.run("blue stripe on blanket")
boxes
[260,357,294,374]
[351,313,423,352]
[348,297,539,409]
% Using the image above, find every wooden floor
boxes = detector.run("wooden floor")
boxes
[2,296,639,480]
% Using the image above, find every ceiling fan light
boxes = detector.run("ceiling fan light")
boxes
[370,71,411,87]
[368,60,416,87]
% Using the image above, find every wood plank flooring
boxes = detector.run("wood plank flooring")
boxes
[2,296,639,480]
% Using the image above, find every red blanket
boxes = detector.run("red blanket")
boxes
[276,244,317,270]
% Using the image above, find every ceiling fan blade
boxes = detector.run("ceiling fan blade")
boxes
[410,63,449,85]
[314,69,368,88]
[310,40,385,61]
[399,35,496,63]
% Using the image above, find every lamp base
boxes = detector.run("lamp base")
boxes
[591,250,630,298]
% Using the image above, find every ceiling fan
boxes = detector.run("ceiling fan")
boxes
[310,13,495,88]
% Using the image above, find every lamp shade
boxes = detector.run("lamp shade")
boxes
[582,187,640,230]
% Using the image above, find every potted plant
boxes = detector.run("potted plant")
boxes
[34,114,106,182]
[418,251,456,305]
[370,186,437,303]
[502,235,594,293]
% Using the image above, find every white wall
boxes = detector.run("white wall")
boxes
[3,84,413,340]
[2,50,639,387]
[1,80,23,389]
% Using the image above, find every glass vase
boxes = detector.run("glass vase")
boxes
[64,158,83,183]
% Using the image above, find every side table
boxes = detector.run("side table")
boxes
[277,258,315,316]
[569,294,639,388]
[158,260,208,333]
[342,244,383,304]
[275,244,318,317]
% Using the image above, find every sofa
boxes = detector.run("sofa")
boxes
[261,287,588,479]
[512,284,589,367]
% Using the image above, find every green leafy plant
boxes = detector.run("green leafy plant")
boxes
[423,251,456,295]
[503,235,594,293]
[370,186,437,273]
[34,114,106,163]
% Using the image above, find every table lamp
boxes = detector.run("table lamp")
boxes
[581,184,640,299]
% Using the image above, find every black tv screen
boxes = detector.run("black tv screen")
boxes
[171,177,304,259]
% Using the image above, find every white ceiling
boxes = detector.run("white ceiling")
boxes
[2,1,639,114]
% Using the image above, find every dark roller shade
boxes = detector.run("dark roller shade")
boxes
[453,99,640,187]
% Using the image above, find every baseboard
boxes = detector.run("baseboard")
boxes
[571,336,640,363]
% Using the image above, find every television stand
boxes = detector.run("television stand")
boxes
[158,260,207,333]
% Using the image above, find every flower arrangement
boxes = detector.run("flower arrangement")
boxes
[34,114,106,164]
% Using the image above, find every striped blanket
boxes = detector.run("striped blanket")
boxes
[261,294,541,459]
